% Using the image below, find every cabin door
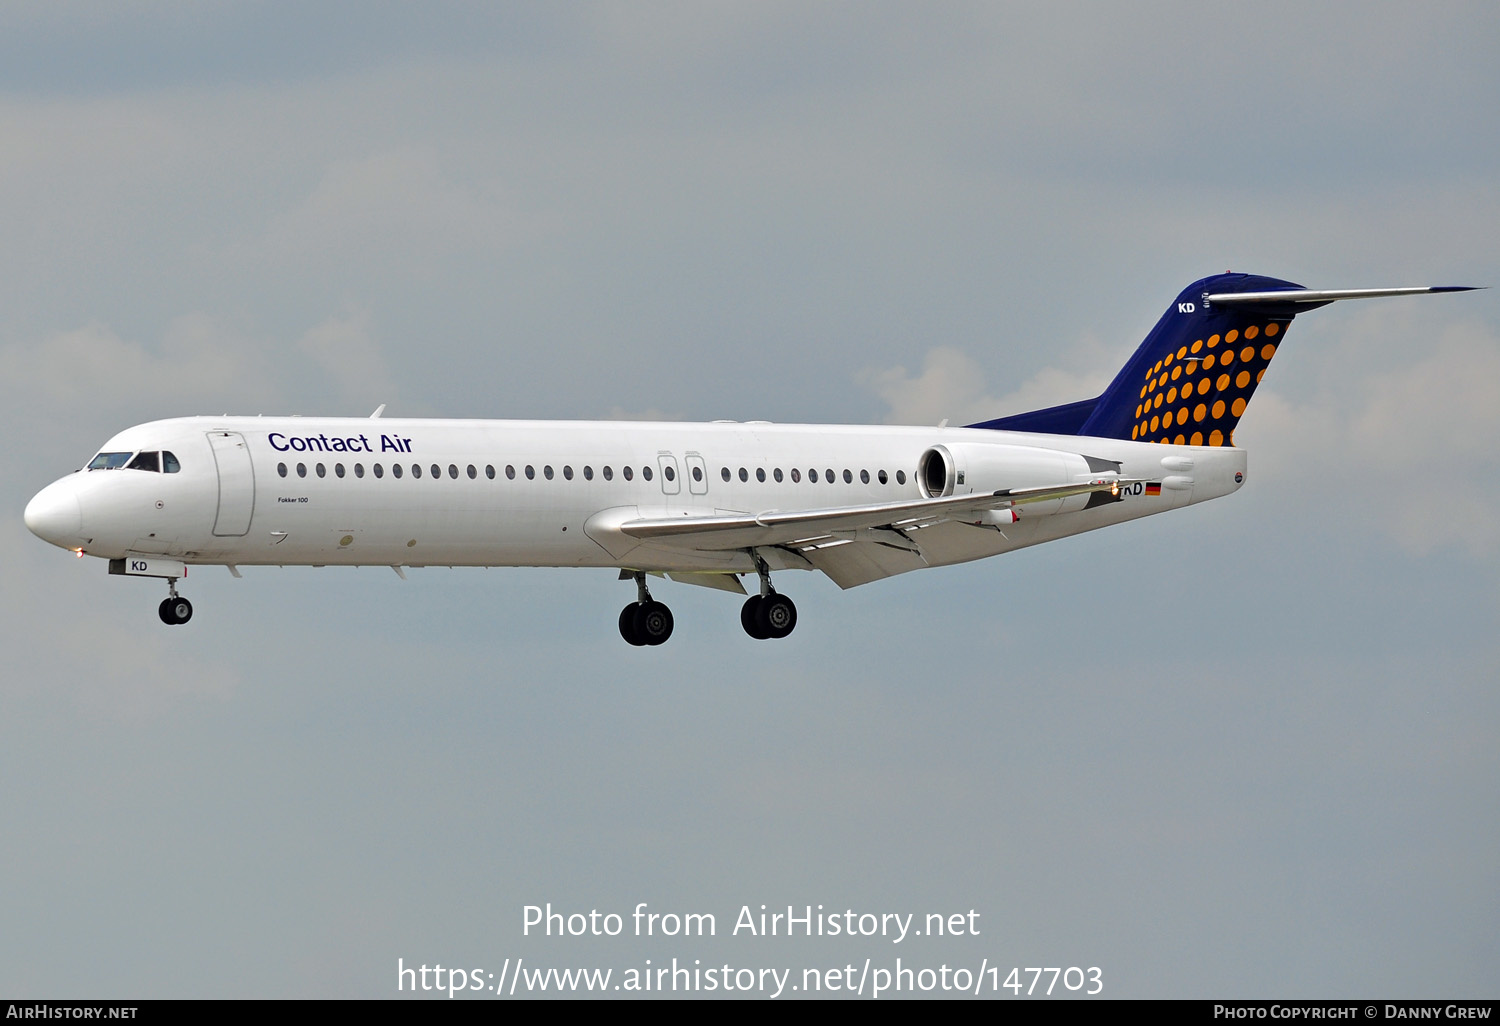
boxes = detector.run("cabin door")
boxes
[207,431,255,536]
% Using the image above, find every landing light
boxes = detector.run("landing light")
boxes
[75,548,85,557]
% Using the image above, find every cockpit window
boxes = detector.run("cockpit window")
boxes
[162,451,181,473]
[126,451,161,472]
[88,452,132,470]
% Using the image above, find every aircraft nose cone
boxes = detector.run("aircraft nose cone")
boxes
[24,481,83,548]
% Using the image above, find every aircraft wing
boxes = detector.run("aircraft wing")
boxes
[618,478,1129,554]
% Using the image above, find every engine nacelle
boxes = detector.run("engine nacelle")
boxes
[917,442,1100,516]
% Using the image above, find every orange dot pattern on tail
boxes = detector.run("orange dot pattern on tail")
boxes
[1134,323,1280,444]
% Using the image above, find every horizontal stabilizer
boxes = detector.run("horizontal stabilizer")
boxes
[1207,286,1479,307]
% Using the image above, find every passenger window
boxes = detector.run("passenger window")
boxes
[162,452,181,473]
[563,466,573,480]
[721,467,731,482]
[583,466,593,480]
[738,467,748,482]
[756,468,766,482]
[544,465,554,480]
[449,464,459,479]
[896,470,906,485]
[355,463,365,478]
[692,466,702,482]
[297,463,307,478]
[485,465,495,479]
[412,464,422,479]
[278,462,288,478]
[603,466,613,481]
[507,465,516,479]
[843,469,853,483]
[623,466,633,481]
[335,464,345,478]
[809,468,819,483]
[316,463,326,478]
[663,465,674,482]
[525,465,535,480]
[467,465,476,479]
[878,470,888,484]
[642,466,652,481]
[126,451,160,472]
[374,464,384,478]
[393,464,403,479]
[860,469,870,484]
[773,468,782,482]
[431,464,440,479]
[791,468,801,483]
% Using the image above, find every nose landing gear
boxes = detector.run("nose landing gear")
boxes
[157,579,193,625]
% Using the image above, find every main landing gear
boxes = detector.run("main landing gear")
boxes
[619,572,674,647]
[741,554,796,640]
[617,558,798,646]
[157,578,193,625]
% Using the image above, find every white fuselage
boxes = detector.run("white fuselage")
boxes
[25,415,1247,582]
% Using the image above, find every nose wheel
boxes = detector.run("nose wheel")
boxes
[159,596,193,625]
[158,579,193,625]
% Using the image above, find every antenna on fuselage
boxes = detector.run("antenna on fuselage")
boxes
[370,404,386,419]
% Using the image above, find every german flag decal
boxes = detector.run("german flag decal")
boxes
[1144,482,1162,496]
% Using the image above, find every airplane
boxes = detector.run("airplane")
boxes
[24,272,1476,645]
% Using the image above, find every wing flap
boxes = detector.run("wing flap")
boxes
[804,538,929,589]
[617,479,1129,553]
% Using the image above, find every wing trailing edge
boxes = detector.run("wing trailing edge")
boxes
[616,478,1129,553]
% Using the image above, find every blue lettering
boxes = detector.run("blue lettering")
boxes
[273,432,398,454]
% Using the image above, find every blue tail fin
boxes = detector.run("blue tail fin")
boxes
[971,273,1306,446]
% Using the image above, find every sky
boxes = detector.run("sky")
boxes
[2,0,1496,1000]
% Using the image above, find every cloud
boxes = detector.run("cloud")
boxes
[1231,315,1500,557]
[0,538,238,725]
[0,310,402,435]
[862,311,1500,559]
[0,318,268,412]
[297,310,393,409]
[859,345,1108,426]
[260,147,519,276]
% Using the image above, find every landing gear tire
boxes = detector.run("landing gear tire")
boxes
[620,601,673,646]
[619,604,647,646]
[756,593,796,639]
[159,597,193,625]
[634,600,674,646]
[741,595,769,639]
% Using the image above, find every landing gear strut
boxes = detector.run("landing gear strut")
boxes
[157,578,193,625]
[619,572,673,646]
[740,554,796,640]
